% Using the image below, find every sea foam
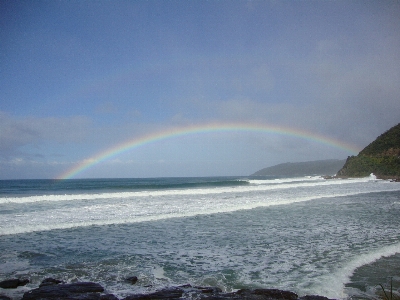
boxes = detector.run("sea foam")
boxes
[0,176,384,205]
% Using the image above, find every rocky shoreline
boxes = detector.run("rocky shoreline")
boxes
[0,277,335,300]
[323,174,400,181]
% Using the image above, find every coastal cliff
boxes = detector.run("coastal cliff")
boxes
[336,123,400,179]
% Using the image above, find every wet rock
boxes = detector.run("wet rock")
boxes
[177,284,192,289]
[126,276,138,284]
[0,295,12,300]
[0,278,29,289]
[39,278,64,287]
[122,287,184,299]
[100,294,120,300]
[14,278,335,300]
[209,288,300,300]
[22,281,104,300]
[194,286,223,294]
[298,296,333,300]
[122,286,302,300]
[237,288,298,299]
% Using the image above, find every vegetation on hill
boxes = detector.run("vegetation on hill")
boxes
[336,123,400,179]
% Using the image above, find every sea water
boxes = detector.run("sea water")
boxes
[0,176,399,299]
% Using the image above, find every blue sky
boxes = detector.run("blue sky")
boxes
[1,0,399,179]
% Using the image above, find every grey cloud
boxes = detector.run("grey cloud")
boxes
[0,111,92,157]
[180,45,399,149]
[220,34,399,145]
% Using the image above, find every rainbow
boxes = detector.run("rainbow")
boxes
[57,122,360,179]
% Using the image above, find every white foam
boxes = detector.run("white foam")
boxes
[2,180,400,236]
[311,242,400,299]
[249,176,324,185]
[0,176,389,204]
[153,266,168,280]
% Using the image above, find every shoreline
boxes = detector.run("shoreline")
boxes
[323,174,400,181]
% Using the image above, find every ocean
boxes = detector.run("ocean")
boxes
[0,176,399,300]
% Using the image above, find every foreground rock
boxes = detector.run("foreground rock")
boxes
[125,276,138,285]
[123,286,184,299]
[11,278,336,300]
[39,278,65,287]
[0,279,29,289]
[121,285,334,300]
[202,288,299,300]
[22,282,105,300]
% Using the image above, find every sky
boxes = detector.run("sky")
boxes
[1,0,400,179]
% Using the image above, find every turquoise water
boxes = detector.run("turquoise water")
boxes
[0,176,399,299]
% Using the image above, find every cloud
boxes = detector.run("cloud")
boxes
[0,158,72,180]
[0,111,92,157]
[172,31,400,149]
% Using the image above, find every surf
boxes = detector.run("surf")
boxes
[0,175,388,205]
[1,176,400,235]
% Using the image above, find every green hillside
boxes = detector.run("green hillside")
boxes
[336,123,400,179]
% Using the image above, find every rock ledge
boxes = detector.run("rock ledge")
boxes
[1,278,336,300]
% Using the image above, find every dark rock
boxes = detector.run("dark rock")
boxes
[0,278,29,289]
[177,284,192,289]
[194,286,223,294]
[126,276,138,284]
[22,282,104,300]
[122,286,301,300]
[299,296,333,300]
[16,279,333,300]
[39,278,64,287]
[236,288,298,299]
[100,294,120,300]
[123,287,184,300]
[253,288,298,300]
[0,295,12,300]
[198,296,233,300]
